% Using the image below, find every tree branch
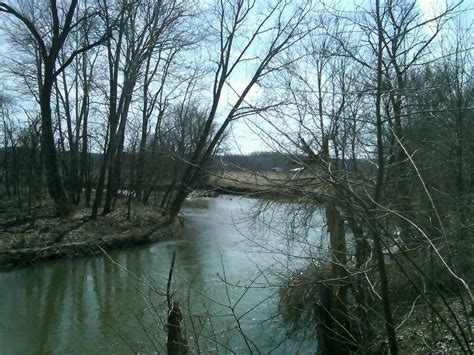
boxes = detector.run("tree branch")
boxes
[54,29,112,77]
[0,2,48,59]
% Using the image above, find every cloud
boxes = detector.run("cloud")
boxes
[418,0,446,21]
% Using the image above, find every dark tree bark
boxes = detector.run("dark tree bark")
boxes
[40,59,71,216]
[0,0,109,216]
[373,1,398,352]
[324,202,351,354]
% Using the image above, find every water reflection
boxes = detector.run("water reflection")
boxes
[0,196,318,353]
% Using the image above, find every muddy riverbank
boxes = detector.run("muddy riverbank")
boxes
[0,199,181,270]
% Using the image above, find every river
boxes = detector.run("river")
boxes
[0,196,321,354]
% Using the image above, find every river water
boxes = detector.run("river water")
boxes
[0,196,321,354]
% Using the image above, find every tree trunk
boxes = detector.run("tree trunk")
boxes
[322,202,351,354]
[374,1,398,351]
[40,62,71,217]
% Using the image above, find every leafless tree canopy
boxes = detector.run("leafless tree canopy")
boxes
[0,0,473,353]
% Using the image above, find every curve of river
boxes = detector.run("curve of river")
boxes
[0,196,320,354]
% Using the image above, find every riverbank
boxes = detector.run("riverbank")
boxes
[208,170,321,194]
[279,261,474,353]
[0,198,181,270]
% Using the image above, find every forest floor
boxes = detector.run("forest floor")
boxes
[281,261,474,353]
[0,197,181,270]
[374,298,474,353]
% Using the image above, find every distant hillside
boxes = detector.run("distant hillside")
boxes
[211,152,297,171]
[211,152,371,172]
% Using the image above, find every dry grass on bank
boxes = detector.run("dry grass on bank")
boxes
[208,170,322,194]
[0,197,179,270]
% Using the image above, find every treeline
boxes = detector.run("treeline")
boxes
[0,0,310,218]
[254,1,474,352]
[211,152,296,171]
[212,153,371,172]
[1,93,212,214]
[275,56,474,353]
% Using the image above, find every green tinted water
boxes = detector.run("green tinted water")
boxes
[0,196,318,354]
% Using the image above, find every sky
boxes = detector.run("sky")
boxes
[1,0,472,155]
[226,0,474,154]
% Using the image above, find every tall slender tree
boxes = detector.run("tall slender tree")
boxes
[168,0,313,217]
[0,0,110,216]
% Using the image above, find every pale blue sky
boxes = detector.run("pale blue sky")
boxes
[1,0,472,155]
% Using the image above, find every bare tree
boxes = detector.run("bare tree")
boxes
[0,0,110,216]
[240,0,473,353]
[91,0,189,218]
[168,0,313,217]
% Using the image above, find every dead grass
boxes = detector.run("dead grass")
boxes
[208,170,322,194]
[0,196,180,270]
